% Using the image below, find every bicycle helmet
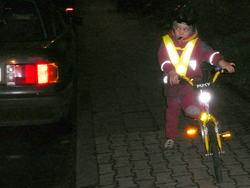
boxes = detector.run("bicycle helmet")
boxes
[173,4,198,25]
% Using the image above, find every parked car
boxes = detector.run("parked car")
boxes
[0,0,80,126]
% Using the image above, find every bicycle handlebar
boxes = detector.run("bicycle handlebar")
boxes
[179,61,234,88]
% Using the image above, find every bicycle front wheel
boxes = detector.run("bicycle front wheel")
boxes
[207,121,223,183]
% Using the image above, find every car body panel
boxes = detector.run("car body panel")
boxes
[0,0,78,126]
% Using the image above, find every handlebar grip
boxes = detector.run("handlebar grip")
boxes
[201,61,235,73]
[178,76,194,86]
[178,77,186,85]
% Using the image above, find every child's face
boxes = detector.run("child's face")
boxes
[174,22,191,40]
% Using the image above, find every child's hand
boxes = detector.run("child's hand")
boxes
[169,70,179,85]
[219,60,235,73]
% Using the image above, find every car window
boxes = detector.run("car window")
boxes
[38,2,67,38]
[48,6,65,36]
[0,1,45,42]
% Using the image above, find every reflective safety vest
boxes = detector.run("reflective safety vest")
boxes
[163,35,198,76]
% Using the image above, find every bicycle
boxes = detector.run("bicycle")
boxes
[181,61,233,183]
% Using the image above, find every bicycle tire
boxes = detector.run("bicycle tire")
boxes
[207,121,223,183]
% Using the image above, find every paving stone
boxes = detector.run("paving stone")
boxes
[181,148,200,159]
[154,172,175,184]
[232,148,250,159]
[136,180,156,188]
[99,163,115,174]
[99,173,116,186]
[226,139,246,150]
[143,134,159,144]
[193,179,217,188]
[171,165,192,177]
[97,153,113,164]
[148,153,167,164]
[156,182,177,188]
[150,162,171,173]
[130,150,148,161]
[109,133,126,138]
[113,156,131,168]
[116,91,147,113]
[127,140,144,150]
[156,130,166,139]
[230,175,250,187]
[159,137,167,148]
[110,137,127,148]
[217,182,238,188]
[141,131,159,136]
[134,169,155,181]
[203,163,221,181]
[219,170,237,184]
[239,135,250,144]
[173,175,197,187]
[177,140,194,150]
[221,154,241,165]
[115,166,134,178]
[237,158,250,169]
[112,146,130,157]
[91,90,119,112]
[99,185,117,188]
[191,167,213,180]
[132,160,151,170]
[185,157,206,169]
[123,111,158,132]
[166,154,186,165]
[226,164,249,176]
[193,144,206,154]
[244,142,250,150]
[116,177,137,188]
[145,144,162,154]
[93,111,125,136]
[220,144,235,156]
[229,124,249,136]
[213,178,235,187]
[126,132,142,141]
[96,144,113,154]
[96,136,111,145]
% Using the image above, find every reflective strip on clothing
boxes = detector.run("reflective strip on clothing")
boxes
[162,35,198,76]
[161,60,171,71]
[209,52,220,64]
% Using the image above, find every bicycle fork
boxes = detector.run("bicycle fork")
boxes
[200,113,223,156]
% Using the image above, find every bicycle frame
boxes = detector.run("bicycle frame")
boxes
[182,68,229,156]
[200,112,222,156]
[181,62,233,183]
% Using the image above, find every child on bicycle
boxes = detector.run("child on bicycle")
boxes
[158,4,235,150]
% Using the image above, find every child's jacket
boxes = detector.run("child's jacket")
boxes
[158,30,224,98]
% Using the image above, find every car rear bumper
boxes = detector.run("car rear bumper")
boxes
[0,82,75,126]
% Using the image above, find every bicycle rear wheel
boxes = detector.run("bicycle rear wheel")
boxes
[207,121,223,183]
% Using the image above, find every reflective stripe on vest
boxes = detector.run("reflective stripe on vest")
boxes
[163,35,198,76]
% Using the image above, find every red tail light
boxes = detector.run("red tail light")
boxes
[65,7,74,12]
[6,63,58,85]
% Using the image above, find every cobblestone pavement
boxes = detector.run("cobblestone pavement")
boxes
[77,0,250,187]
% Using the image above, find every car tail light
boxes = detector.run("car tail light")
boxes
[6,63,58,85]
[65,7,74,12]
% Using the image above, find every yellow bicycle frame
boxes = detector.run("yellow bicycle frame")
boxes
[200,113,222,155]
[182,72,224,155]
